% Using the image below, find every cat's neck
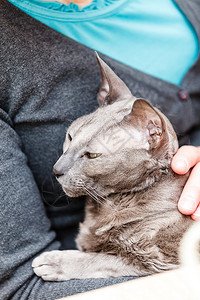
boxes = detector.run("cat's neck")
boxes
[124,159,172,193]
[86,168,188,233]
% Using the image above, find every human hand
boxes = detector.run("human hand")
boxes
[171,146,200,220]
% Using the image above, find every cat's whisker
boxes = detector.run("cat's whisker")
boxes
[84,185,114,210]
[85,190,102,205]
[84,188,102,204]
[90,189,113,208]
[82,185,103,205]
[92,189,107,201]
[75,178,114,208]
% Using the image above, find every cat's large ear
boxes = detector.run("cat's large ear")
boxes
[123,99,178,158]
[95,52,132,106]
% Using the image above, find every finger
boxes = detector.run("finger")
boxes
[178,162,200,215]
[191,204,200,221]
[171,146,200,175]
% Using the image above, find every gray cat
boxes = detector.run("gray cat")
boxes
[32,53,193,281]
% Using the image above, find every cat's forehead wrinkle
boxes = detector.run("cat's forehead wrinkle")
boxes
[67,98,152,154]
[67,98,136,147]
[89,125,150,154]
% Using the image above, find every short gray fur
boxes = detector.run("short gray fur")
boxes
[32,55,193,281]
[0,0,199,299]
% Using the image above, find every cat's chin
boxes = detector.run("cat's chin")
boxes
[62,187,83,198]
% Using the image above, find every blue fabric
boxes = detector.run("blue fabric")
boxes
[8,0,199,85]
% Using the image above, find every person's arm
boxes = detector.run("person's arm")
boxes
[171,146,200,220]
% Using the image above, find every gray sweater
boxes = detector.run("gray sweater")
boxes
[0,0,200,299]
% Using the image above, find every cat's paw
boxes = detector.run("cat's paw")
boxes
[32,250,75,281]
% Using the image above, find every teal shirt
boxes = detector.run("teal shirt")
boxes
[8,0,199,85]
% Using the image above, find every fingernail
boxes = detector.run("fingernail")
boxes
[191,213,200,221]
[178,197,197,214]
[174,158,189,172]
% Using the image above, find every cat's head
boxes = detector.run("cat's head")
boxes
[53,53,178,198]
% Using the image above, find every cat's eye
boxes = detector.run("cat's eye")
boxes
[68,133,72,141]
[84,152,102,159]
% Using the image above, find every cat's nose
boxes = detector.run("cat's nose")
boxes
[53,166,64,178]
